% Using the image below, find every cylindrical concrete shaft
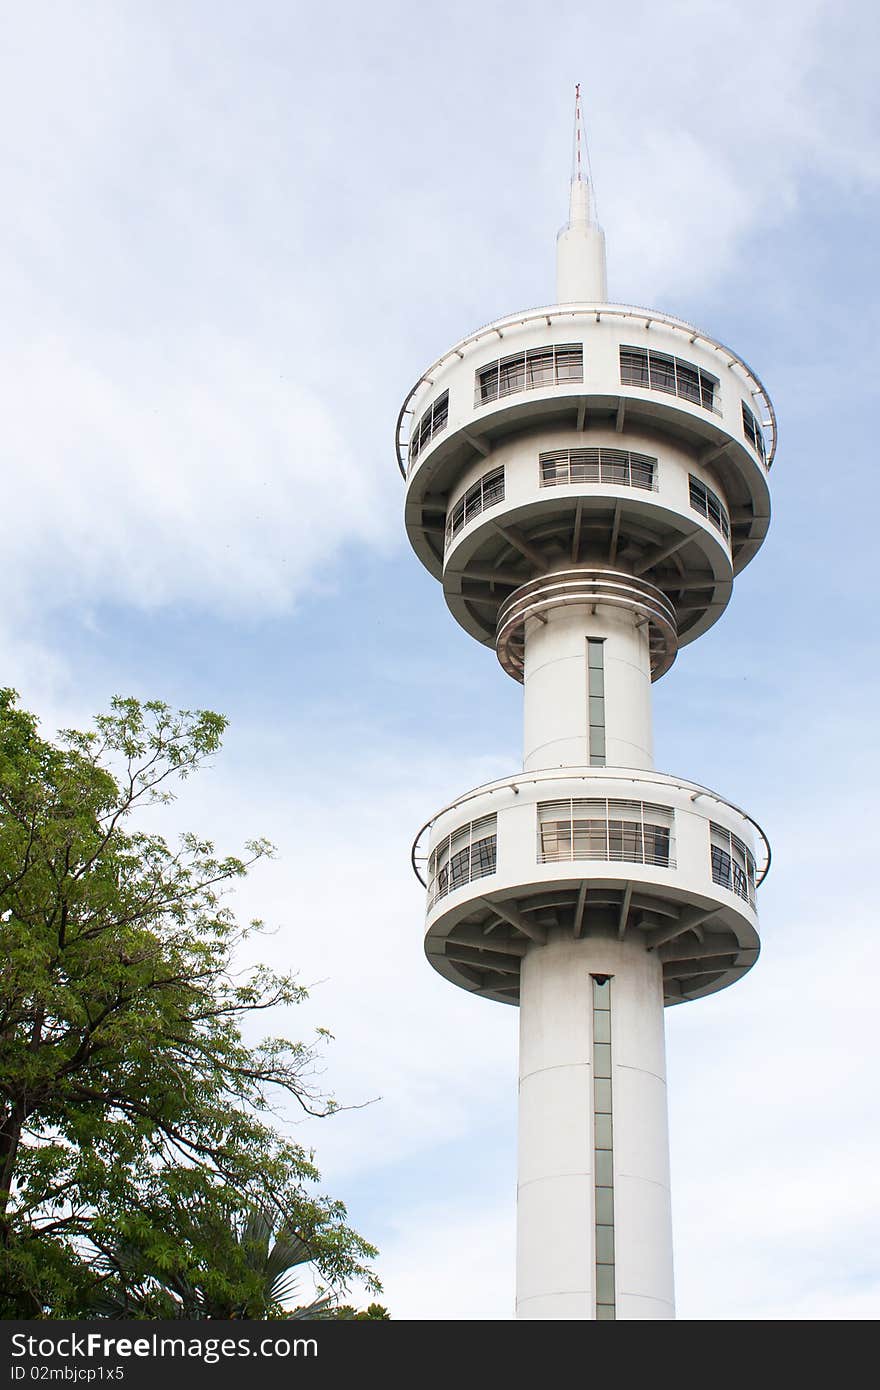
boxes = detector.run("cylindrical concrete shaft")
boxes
[516,933,675,1320]
[556,222,607,302]
[556,177,608,302]
[522,600,654,772]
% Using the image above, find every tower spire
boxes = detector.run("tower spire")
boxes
[573,82,583,183]
[557,83,608,303]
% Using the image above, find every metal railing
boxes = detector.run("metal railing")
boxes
[411,766,771,893]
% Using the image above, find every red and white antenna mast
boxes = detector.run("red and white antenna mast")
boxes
[573,82,583,182]
[558,82,607,301]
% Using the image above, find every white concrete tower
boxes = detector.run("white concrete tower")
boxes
[397,89,774,1321]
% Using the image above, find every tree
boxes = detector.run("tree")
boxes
[0,690,378,1316]
[91,1203,339,1319]
[319,1302,391,1320]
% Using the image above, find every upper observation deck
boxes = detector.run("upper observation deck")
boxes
[398,302,774,581]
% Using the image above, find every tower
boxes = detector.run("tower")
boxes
[397,90,773,1320]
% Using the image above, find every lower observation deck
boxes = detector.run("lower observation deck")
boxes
[413,767,769,1007]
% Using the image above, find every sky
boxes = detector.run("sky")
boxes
[2,0,878,1319]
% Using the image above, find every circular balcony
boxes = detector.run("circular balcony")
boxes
[412,767,769,1008]
[398,304,773,607]
[495,568,679,682]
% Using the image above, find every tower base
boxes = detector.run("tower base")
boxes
[516,932,675,1319]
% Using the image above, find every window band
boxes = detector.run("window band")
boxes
[710,822,756,908]
[742,400,767,462]
[689,474,730,541]
[428,815,497,909]
[620,345,717,412]
[540,447,656,491]
[537,799,674,868]
[409,390,449,466]
[476,344,583,406]
[445,466,505,549]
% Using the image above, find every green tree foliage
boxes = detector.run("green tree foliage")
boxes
[319,1302,391,1320]
[0,690,378,1316]
[92,1204,338,1319]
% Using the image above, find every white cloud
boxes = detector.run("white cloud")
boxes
[573,0,880,303]
[376,1201,516,1321]
[1,1,878,634]
[0,334,391,620]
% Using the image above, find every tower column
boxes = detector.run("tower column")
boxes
[516,932,675,1320]
[401,84,773,1321]
[522,599,654,773]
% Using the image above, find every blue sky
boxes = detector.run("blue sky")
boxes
[3,0,879,1318]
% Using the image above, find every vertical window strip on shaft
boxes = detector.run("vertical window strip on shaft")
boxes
[539,447,657,491]
[587,639,606,767]
[593,975,615,1319]
[427,815,497,909]
[475,344,583,405]
[445,466,505,548]
[619,345,718,412]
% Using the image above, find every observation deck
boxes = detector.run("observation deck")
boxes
[398,303,774,662]
[412,767,769,1008]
